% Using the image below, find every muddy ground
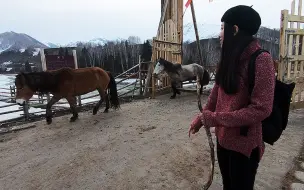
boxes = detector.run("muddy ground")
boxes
[0,92,303,190]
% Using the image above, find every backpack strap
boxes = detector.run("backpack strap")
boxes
[240,49,270,137]
[248,49,270,96]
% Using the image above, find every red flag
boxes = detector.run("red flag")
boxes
[185,0,192,8]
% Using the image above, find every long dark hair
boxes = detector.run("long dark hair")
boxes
[215,23,255,94]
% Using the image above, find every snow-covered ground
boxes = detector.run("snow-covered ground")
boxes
[0,101,45,122]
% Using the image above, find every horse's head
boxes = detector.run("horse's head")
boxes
[14,72,35,105]
[153,58,166,78]
[153,57,179,78]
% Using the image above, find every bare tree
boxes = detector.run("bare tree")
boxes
[128,36,141,45]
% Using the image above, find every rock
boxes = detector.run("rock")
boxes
[0,125,36,134]
[291,183,304,190]
[294,171,304,183]
[0,128,9,134]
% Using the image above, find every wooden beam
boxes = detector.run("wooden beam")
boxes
[279,10,289,81]
[285,28,304,35]
[288,14,304,22]
[157,0,169,38]
[154,39,182,45]
[289,55,304,61]
[154,46,181,51]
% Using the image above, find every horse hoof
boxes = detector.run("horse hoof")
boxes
[46,118,52,125]
[103,109,109,113]
[176,91,181,95]
[93,109,98,115]
[170,96,176,99]
[70,117,78,122]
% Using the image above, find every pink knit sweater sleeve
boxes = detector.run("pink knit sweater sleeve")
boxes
[202,52,275,127]
[203,84,219,112]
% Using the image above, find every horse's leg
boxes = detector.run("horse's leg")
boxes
[176,81,181,95]
[199,79,203,95]
[200,70,210,95]
[103,90,110,113]
[45,96,60,125]
[66,96,78,122]
[93,88,105,115]
[170,81,177,99]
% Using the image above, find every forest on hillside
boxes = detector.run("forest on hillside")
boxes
[0,26,280,75]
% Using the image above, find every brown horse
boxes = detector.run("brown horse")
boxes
[14,67,120,124]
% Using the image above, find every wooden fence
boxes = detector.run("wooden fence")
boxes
[278,0,304,109]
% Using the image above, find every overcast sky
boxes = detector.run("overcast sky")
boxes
[1,0,291,45]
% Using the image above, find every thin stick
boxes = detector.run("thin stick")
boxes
[190,1,215,189]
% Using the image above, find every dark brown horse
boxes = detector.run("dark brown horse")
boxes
[15,67,120,124]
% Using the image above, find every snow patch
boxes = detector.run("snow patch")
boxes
[0,101,45,122]
[0,45,12,54]
[2,61,12,65]
[32,48,40,56]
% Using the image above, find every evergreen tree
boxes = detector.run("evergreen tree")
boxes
[24,60,32,73]
[65,48,69,56]
[59,47,65,56]
[141,40,152,62]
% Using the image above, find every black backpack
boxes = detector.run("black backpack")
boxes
[243,49,296,145]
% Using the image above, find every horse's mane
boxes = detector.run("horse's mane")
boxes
[158,58,182,74]
[17,68,71,94]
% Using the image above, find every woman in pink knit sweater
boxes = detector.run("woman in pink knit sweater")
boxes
[189,5,276,190]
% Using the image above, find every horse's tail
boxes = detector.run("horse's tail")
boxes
[198,69,210,94]
[201,69,210,85]
[107,72,120,109]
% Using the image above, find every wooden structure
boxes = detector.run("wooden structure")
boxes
[279,0,304,109]
[40,47,78,71]
[150,0,184,98]
[40,47,80,104]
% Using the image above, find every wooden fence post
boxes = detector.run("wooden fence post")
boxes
[40,48,51,102]
[10,86,16,103]
[139,55,143,96]
[73,50,82,107]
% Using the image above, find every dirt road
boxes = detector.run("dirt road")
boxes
[0,92,303,190]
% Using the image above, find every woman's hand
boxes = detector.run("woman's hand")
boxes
[189,114,204,137]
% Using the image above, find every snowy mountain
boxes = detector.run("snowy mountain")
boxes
[43,42,60,48]
[0,31,48,53]
[0,24,219,54]
[63,37,108,47]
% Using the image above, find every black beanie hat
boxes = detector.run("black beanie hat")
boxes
[221,5,261,35]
